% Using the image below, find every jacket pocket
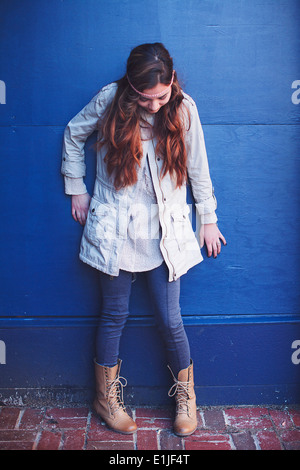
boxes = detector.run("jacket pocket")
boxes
[85,199,117,247]
[170,205,194,251]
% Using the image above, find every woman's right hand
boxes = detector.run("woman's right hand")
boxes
[71,193,91,226]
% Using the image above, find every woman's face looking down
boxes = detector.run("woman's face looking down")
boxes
[137,82,172,114]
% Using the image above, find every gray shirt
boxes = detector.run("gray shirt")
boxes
[119,152,163,272]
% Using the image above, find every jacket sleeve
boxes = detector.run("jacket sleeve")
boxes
[61,83,117,182]
[184,96,218,224]
[64,176,88,195]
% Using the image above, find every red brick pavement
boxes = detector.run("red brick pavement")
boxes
[0,405,299,450]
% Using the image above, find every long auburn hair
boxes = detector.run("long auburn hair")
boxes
[97,43,190,190]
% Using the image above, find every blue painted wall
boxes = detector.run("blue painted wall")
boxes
[0,0,299,405]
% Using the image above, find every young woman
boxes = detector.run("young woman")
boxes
[61,43,226,437]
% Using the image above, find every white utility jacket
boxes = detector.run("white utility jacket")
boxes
[61,83,217,281]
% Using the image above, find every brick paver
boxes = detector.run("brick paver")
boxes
[0,405,299,450]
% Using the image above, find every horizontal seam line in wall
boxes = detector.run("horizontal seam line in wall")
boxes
[0,314,299,328]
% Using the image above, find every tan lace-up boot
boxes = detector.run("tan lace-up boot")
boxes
[168,360,197,436]
[93,359,137,434]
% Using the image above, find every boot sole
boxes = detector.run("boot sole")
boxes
[106,426,137,435]
[174,426,197,437]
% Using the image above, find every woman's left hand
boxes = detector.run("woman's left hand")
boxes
[200,223,227,258]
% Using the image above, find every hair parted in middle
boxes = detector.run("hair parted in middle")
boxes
[97,43,191,190]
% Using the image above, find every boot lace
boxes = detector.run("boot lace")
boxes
[107,376,127,415]
[168,380,191,415]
